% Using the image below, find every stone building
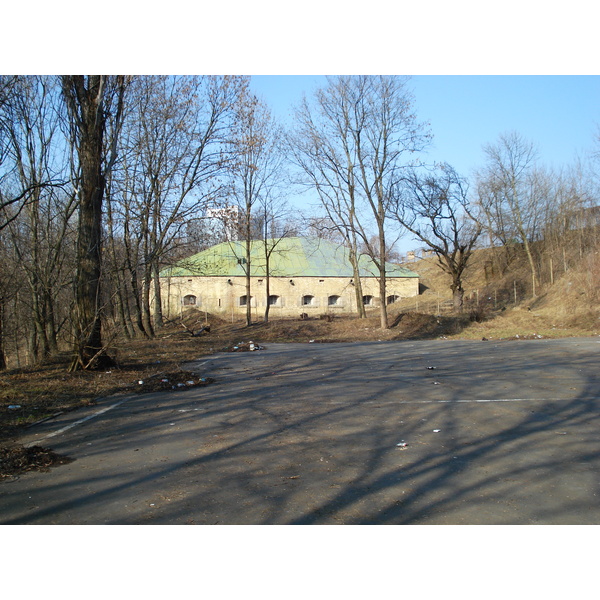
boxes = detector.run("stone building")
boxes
[158,237,419,319]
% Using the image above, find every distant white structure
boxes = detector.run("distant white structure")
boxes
[204,206,241,243]
[406,248,434,262]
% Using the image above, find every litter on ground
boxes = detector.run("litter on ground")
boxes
[222,341,264,352]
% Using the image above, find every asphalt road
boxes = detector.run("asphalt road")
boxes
[1,337,599,524]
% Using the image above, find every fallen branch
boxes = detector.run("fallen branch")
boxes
[180,323,211,337]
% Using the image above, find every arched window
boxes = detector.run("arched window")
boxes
[239,295,253,306]
[362,295,373,306]
[302,295,314,306]
[328,295,340,306]
[268,295,280,306]
[183,294,197,306]
[387,295,400,305]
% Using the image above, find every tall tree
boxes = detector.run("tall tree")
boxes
[291,89,368,318]
[61,75,128,370]
[291,76,430,327]
[229,90,284,326]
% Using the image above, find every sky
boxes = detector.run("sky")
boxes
[249,75,600,177]
[249,74,600,251]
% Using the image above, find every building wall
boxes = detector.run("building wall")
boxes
[159,274,419,319]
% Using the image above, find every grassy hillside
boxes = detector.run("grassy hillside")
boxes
[394,244,600,339]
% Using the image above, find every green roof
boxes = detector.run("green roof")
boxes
[161,238,418,279]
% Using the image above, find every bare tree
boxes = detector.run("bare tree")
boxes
[256,199,294,323]
[475,131,545,295]
[390,164,482,311]
[0,233,11,369]
[291,76,430,327]
[1,77,78,361]
[110,75,247,336]
[290,89,368,318]
[61,75,128,370]
[228,89,284,326]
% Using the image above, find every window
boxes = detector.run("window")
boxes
[302,295,314,306]
[387,295,400,305]
[328,295,340,306]
[239,295,253,306]
[183,294,197,306]
[362,295,373,306]
[268,295,280,306]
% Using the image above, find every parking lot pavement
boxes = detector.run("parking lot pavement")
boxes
[2,337,599,524]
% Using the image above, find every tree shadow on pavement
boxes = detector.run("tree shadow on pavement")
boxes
[2,339,599,524]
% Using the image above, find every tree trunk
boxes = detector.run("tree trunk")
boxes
[70,160,108,369]
[451,281,465,312]
[377,230,389,329]
[141,264,155,338]
[0,296,7,370]
[116,277,134,339]
[348,249,366,318]
[263,248,271,323]
[116,296,132,339]
[44,293,59,353]
[127,265,151,338]
[245,238,252,327]
[523,239,539,297]
[31,283,51,361]
[264,275,271,323]
[152,262,164,329]
[63,76,116,371]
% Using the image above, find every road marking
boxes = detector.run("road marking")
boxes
[327,396,599,405]
[398,398,542,404]
[25,396,133,448]
[396,396,599,405]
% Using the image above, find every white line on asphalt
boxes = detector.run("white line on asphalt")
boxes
[328,396,598,405]
[25,396,133,448]
[397,397,598,404]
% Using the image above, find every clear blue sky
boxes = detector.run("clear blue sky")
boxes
[249,75,599,252]
[250,75,600,177]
